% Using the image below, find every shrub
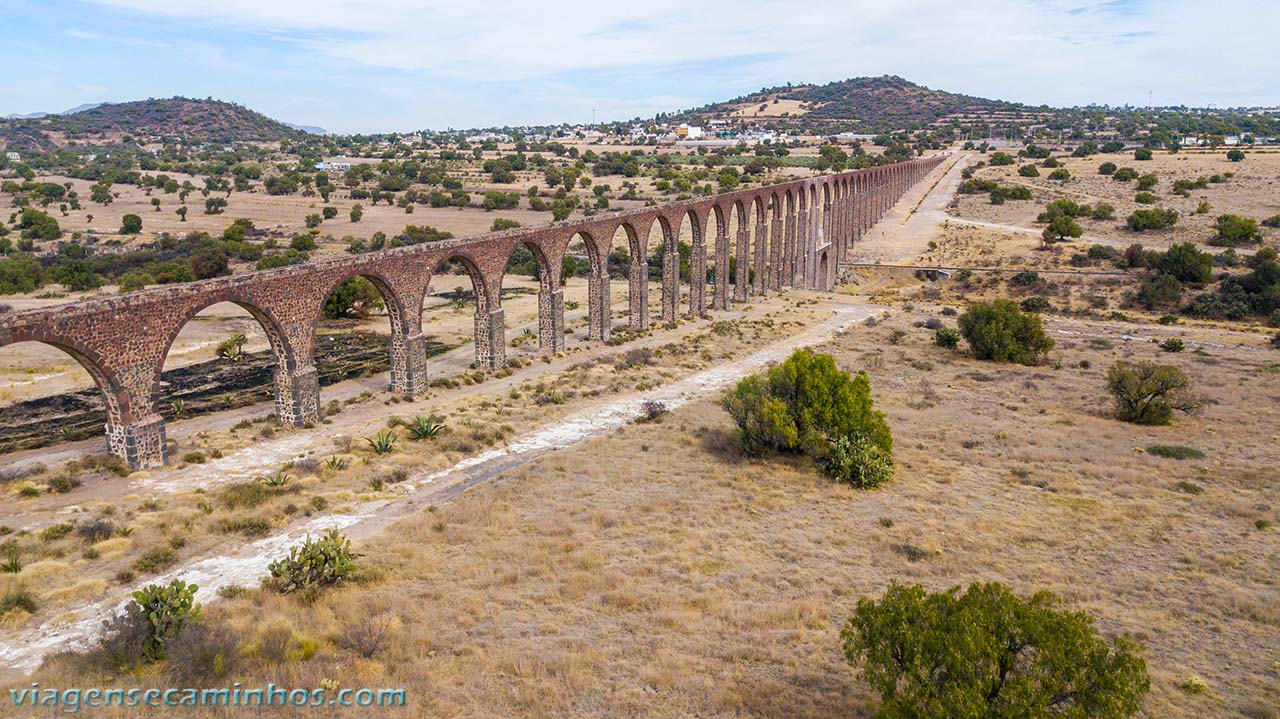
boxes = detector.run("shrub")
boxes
[1226,149,1245,162]
[1134,147,1153,160]
[1042,215,1082,244]
[958,300,1055,364]
[1133,192,1157,205]
[1091,203,1115,220]
[1208,214,1261,247]
[1136,174,1158,191]
[130,579,201,662]
[405,415,445,440]
[1160,338,1184,352]
[0,587,37,615]
[1098,162,1117,175]
[1262,214,1280,229]
[989,152,1015,166]
[1126,208,1178,231]
[1048,168,1070,181]
[1009,269,1041,287]
[1106,361,1199,425]
[119,214,142,234]
[934,328,960,348]
[1018,164,1040,178]
[1153,242,1212,283]
[1020,296,1050,313]
[1147,445,1204,460]
[1134,274,1182,310]
[842,582,1148,719]
[720,348,892,475]
[134,546,177,574]
[823,434,894,488]
[267,528,357,595]
[1112,167,1138,182]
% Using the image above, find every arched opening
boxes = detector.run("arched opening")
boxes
[568,231,609,342]
[818,250,831,291]
[502,240,558,355]
[675,208,709,317]
[784,190,797,288]
[0,339,128,458]
[648,216,680,322]
[727,200,746,302]
[423,254,500,369]
[157,299,296,426]
[751,196,768,295]
[611,222,648,331]
[769,193,784,291]
[316,271,424,398]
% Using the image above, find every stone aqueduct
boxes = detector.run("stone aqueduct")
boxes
[0,157,943,469]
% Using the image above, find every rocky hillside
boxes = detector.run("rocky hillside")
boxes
[676,75,1026,132]
[0,97,306,151]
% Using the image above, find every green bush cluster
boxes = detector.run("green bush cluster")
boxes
[721,349,893,487]
[1106,361,1199,425]
[957,300,1054,364]
[843,582,1149,719]
[267,528,358,595]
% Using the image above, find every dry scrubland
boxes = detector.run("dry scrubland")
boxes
[15,303,1276,719]
[950,149,1280,251]
[0,297,828,664]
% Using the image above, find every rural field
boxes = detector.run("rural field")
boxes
[1,28,1279,717]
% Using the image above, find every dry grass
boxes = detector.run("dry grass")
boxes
[20,305,1278,718]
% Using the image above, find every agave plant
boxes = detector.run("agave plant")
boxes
[261,470,292,488]
[405,415,445,441]
[366,430,396,455]
[323,455,348,471]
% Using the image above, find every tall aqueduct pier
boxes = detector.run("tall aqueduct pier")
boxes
[0,156,944,469]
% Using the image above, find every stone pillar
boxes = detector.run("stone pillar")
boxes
[783,211,796,288]
[752,221,768,295]
[769,216,783,291]
[794,207,808,288]
[661,245,679,321]
[390,332,429,397]
[474,307,506,368]
[540,287,565,352]
[713,225,730,311]
[587,272,609,342]
[688,241,706,318]
[733,226,750,302]
[276,364,321,426]
[628,257,649,330]
[109,413,167,470]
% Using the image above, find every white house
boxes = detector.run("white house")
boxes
[4,152,19,162]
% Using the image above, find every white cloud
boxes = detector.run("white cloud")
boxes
[71,0,1280,128]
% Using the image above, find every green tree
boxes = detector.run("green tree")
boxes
[1018,164,1040,178]
[1106,361,1199,425]
[0,254,43,294]
[1153,242,1212,283]
[17,208,61,240]
[350,204,363,223]
[957,300,1054,364]
[1098,162,1117,175]
[842,582,1148,719]
[491,218,521,232]
[323,277,385,319]
[151,197,161,212]
[176,206,188,222]
[1226,149,1245,162]
[721,348,892,473]
[1133,148,1153,160]
[1042,214,1082,245]
[204,197,227,215]
[120,213,143,234]
[188,249,229,279]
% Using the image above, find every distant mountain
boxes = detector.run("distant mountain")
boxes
[675,75,1026,132]
[284,122,329,135]
[0,97,306,151]
[61,102,104,115]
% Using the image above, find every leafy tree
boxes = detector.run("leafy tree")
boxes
[324,277,385,319]
[1226,149,1245,162]
[304,213,322,229]
[1134,148,1153,160]
[491,218,521,232]
[204,197,227,215]
[350,204,363,223]
[17,208,61,240]
[988,152,1015,166]
[842,582,1148,719]
[1042,215,1082,245]
[176,206,188,222]
[1048,168,1070,181]
[958,300,1054,364]
[151,197,161,212]
[1112,167,1138,182]
[721,348,892,477]
[1098,162,1117,175]
[90,183,113,205]
[0,254,43,294]
[1106,361,1199,425]
[291,235,317,251]
[1018,164,1040,178]
[120,213,142,234]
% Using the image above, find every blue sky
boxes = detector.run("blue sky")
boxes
[1,0,1276,133]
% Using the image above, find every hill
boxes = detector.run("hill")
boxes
[674,75,1027,132]
[0,97,305,151]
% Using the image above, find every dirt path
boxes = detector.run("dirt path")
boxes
[852,151,968,263]
[0,298,883,675]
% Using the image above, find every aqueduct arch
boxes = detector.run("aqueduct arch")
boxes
[0,158,944,469]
